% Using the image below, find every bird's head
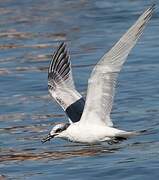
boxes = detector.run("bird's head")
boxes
[41,123,70,143]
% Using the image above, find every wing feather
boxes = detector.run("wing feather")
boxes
[48,42,85,123]
[79,5,155,126]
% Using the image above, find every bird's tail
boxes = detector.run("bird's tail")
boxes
[116,127,154,138]
[116,131,140,138]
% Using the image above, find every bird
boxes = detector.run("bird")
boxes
[42,5,155,144]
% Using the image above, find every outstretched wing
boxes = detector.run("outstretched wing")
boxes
[79,5,155,126]
[48,42,85,123]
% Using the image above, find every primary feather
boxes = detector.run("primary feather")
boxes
[48,42,85,123]
[79,5,155,126]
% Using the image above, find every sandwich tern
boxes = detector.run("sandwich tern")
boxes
[42,5,155,144]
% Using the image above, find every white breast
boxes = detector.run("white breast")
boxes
[64,123,123,143]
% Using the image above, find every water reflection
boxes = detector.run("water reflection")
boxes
[1,139,158,163]
[0,145,119,162]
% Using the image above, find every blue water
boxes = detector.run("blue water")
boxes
[0,0,159,179]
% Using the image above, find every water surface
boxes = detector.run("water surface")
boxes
[0,0,159,179]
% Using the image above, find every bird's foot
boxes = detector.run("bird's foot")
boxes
[107,137,127,145]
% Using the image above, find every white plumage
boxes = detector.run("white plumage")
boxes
[42,5,154,144]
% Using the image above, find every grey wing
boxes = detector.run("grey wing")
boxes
[48,42,85,123]
[79,5,155,126]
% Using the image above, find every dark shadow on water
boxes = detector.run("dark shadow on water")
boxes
[0,145,120,163]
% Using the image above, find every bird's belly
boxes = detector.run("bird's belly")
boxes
[67,125,113,143]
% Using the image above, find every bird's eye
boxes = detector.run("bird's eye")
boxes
[55,128,63,133]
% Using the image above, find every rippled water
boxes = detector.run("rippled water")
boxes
[0,0,159,179]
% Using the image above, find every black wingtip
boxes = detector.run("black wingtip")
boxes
[58,41,67,50]
[48,42,67,74]
[58,41,66,53]
[60,41,65,45]
[149,3,155,12]
[143,4,155,21]
[151,3,156,9]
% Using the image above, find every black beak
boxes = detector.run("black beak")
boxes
[41,133,56,143]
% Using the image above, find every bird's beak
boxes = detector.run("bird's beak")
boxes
[41,133,56,143]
